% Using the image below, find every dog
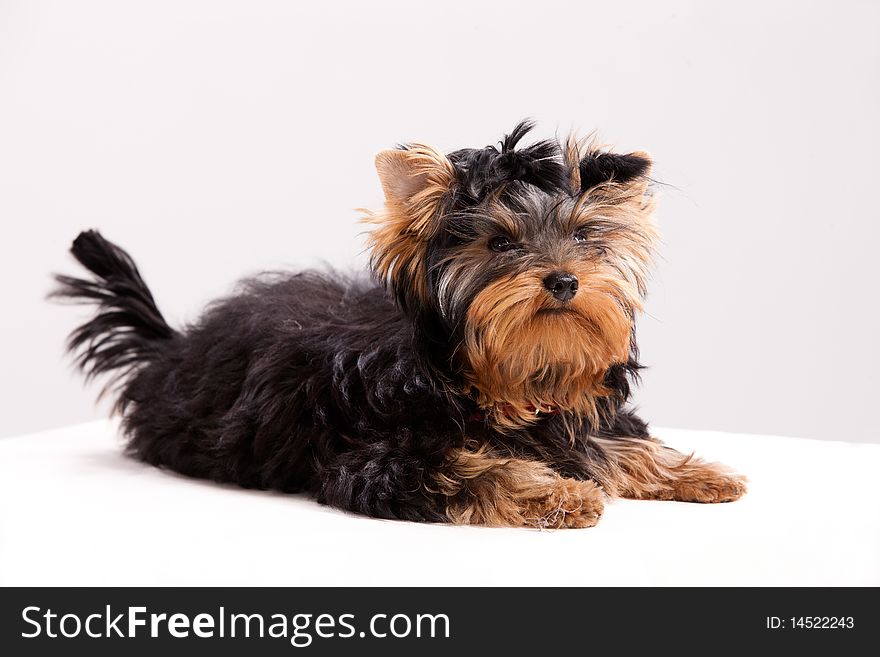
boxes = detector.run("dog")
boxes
[53,120,745,528]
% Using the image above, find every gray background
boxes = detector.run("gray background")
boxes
[1,0,878,442]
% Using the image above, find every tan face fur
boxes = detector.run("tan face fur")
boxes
[367,134,658,429]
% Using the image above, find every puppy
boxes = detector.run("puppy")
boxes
[53,120,745,528]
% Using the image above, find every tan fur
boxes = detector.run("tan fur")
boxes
[564,133,584,192]
[435,447,604,528]
[364,145,456,303]
[433,438,744,529]
[590,436,747,502]
[462,268,631,428]
[461,171,658,429]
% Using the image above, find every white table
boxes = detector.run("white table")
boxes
[1,420,877,586]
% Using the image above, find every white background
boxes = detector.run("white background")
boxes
[1,0,878,443]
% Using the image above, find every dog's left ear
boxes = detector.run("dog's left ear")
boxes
[577,150,652,193]
[367,145,456,310]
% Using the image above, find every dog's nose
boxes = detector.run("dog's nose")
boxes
[543,271,579,302]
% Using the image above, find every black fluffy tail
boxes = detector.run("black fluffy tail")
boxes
[51,230,176,400]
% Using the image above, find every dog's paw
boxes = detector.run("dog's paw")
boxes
[672,467,747,503]
[522,477,605,528]
[443,453,605,529]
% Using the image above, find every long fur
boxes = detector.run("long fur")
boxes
[52,122,745,527]
[51,230,176,406]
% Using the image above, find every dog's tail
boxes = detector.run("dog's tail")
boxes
[51,230,176,401]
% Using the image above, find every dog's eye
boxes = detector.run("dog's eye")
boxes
[573,228,589,243]
[488,236,518,252]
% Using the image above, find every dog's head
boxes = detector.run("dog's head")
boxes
[366,121,658,427]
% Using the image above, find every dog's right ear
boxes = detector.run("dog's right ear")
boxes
[367,145,456,310]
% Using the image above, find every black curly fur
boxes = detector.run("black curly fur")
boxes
[447,119,570,202]
[52,124,659,524]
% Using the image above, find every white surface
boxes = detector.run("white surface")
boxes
[2,1,880,444]
[1,420,877,586]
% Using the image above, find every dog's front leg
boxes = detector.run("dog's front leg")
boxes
[438,446,604,528]
[316,442,604,528]
[589,435,746,503]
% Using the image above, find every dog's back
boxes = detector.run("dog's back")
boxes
[52,231,437,493]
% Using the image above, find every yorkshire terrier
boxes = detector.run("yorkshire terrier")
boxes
[53,121,745,528]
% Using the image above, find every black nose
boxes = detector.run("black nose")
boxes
[543,271,579,302]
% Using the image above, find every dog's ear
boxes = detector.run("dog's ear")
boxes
[577,150,652,193]
[375,148,436,205]
[564,139,656,256]
[374,145,455,210]
[367,145,456,311]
